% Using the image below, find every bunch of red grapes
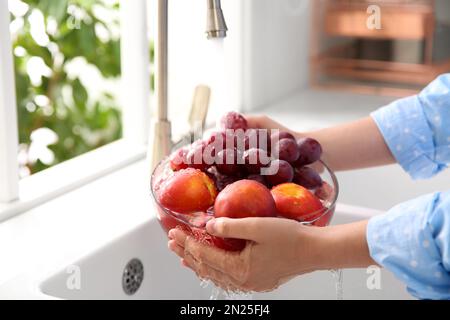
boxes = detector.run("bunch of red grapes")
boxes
[169,111,323,192]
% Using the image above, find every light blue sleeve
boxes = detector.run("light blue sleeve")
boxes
[366,74,450,299]
[370,73,450,180]
[367,191,450,300]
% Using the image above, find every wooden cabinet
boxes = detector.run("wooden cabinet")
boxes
[310,0,450,96]
[325,6,432,40]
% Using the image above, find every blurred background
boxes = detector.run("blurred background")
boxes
[311,0,450,95]
[7,0,450,181]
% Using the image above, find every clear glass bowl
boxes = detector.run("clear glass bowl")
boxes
[151,158,339,251]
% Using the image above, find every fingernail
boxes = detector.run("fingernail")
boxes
[168,229,176,239]
[206,219,216,234]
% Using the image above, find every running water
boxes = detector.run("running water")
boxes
[203,38,226,97]
[330,269,344,300]
[200,280,253,300]
[202,274,342,300]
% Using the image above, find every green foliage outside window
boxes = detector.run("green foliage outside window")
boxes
[11,0,122,176]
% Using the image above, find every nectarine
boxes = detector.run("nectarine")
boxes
[214,180,277,219]
[158,168,217,214]
[271,183,324,221]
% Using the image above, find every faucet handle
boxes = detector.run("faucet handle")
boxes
[189,85,211,133]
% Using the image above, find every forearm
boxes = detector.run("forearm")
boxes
[324,221,377,269]
[247,115,395,172]
[292,220,376,274]
[311,220,377,271]
[301,117,396,172]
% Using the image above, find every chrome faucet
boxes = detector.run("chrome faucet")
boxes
[148,0,228,170]
[206,0,228,39]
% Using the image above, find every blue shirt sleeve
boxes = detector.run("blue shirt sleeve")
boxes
[367,191,450,300]
[371,74,450,180]
[367,74,450,299]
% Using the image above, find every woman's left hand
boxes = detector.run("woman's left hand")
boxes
[168,217,327,292]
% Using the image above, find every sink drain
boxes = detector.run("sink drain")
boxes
[122,258,144,295]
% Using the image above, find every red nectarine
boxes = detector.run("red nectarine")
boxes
[271,183,324,221]
[214,180,277,219]
[158,168,217,214]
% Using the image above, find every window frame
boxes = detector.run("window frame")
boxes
[0,0,151,222]
[0,0,20,205]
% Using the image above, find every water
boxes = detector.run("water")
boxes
[200,279,253,300]
[330,269,344,300]
[201,271,344,300]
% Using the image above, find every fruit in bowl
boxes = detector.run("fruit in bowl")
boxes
[157,168,217,214]
[151,112,338,252]
[218,111,248,131]
[212,179,277,251]
[271,183,324,221]
[214,180,277,219]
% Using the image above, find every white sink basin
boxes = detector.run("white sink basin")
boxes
[35,207,412,300]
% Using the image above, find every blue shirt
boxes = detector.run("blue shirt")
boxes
[369,74,450,300]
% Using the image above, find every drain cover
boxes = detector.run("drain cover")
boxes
[122,258,144,295]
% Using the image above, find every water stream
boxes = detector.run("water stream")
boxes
[330,269,344,300]
[201,270,344,300]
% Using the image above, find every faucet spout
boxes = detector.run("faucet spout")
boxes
[149,0,228,171]
[206,0,228,39]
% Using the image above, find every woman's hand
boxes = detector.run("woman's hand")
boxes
[245,115,302,138]
[168,218,375,292]
[168,217,327,292]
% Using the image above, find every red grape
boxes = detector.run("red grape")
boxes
[191,139,207,150]
[218,111,248,131]
[244,129,271,151]
[247,174,267,185]
[203,132,226,164]
[207,167,238,191]
[265,160,294,186]
[215,148,242,176]
[169,147,189,171]
[273,138,300,163]
[271,131,296,144]
[204,130,226,150]
[186,142,209,172]
[294,166,323,189]
[243,148,271,174]
[218,129,244,151]
[295,138,322,166]
[232,129,247,151]
[314,181,334,201]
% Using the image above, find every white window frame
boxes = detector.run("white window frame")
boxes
[0,0,151,222]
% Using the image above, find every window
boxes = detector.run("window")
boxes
[0,0,151,220]
[10,0,122,177]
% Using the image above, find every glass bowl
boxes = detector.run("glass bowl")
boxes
[150,158,339,251]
